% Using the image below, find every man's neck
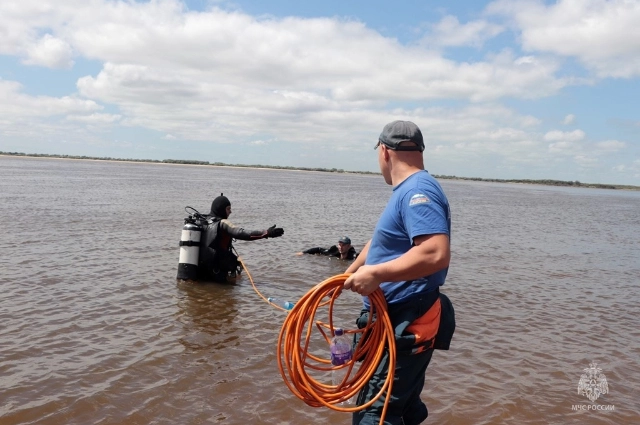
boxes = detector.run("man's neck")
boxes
[391,166,423,187]
[388,151,424,186]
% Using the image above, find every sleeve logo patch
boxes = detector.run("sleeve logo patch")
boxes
[409,193,430,206]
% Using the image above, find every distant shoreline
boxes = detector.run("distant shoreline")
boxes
[2,151,638,191]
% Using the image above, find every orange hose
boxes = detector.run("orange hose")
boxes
[239,257,396,425]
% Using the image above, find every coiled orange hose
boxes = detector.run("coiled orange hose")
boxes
[239,257,396,425]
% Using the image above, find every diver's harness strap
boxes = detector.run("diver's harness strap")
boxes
[205,217,241,277]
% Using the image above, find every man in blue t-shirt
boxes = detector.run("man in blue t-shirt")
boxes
[344,120,454,425]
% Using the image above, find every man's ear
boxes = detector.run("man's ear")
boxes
[382,145,391,161]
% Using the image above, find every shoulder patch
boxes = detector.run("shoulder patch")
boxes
[409,193,430,206]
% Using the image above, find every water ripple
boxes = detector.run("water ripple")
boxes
[1,158,638,424]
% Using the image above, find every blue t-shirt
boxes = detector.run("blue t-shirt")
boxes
[364,170,451,308]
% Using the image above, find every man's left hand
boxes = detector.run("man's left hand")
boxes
[266,225,284,238]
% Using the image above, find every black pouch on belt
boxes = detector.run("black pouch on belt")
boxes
[353,288,441,357]
[353,289,455,356]
[433,292,455,350]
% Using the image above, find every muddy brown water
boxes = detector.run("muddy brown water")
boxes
[1,156,638,424]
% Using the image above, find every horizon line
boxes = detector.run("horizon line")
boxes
[1,151,638,191]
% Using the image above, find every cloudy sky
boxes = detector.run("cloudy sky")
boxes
[1,0,639,185]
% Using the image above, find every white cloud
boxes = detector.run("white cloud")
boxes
[545,129,588,156]
[573,154,598,166]
[3,0,569,105]
[422,15,504,47]
[548,140,579,154]
[66,113,121,123]
[23,34,74,69]
[543,133,628,171]
[0,77,104,144]
[0,78,101,117]
[0,2,81,62]
[543,129,585,142]
[562,114,575,125]
[595,139,625,152]
[488,0,640,77]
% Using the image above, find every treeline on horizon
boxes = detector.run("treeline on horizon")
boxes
[2,151,638,191]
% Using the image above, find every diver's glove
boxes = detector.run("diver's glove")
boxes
[267,225,284,238]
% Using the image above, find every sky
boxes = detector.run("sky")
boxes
[1,0,639,185]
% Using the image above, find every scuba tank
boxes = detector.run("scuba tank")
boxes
[177,207,206,280]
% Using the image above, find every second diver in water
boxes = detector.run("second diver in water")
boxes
[297,236,358,261]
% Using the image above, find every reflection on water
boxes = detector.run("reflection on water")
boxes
[176,282,241,351]
[0,156,639,425]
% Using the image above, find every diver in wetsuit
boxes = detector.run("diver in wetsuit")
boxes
[198,194,284,283]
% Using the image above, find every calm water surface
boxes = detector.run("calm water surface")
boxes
[1,156,639,424]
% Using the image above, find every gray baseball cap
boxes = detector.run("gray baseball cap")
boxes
[378,120,424,152]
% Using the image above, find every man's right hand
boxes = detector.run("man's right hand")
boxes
[343,265,382,296]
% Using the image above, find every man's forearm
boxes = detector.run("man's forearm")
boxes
[223,220,267,240]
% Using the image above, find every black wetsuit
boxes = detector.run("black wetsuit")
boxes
[303,245,358,260]
[198,218,270,282]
